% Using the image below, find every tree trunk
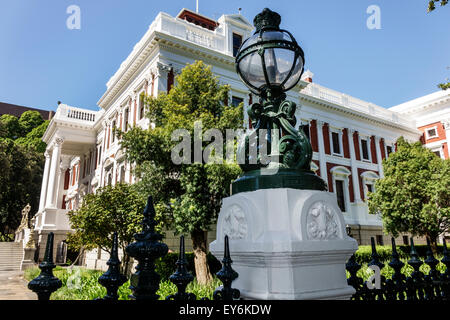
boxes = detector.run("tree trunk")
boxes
[191,229,212,285]
[428,235,439,256]
[70,247,85,267]
[121,252,134,277]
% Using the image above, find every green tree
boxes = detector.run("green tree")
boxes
[18,111,44,136]
[0,111,49,238]
[15,121,49,153]
[368,137,450,249]
[0,140,44,237]
[67,183,146,274]
[0,114,22,140]
[120,61,243,284]
[428,0,448,12]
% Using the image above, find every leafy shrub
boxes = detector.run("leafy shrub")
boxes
[24,265,221,300]
[354,245,445,264]
[156,252,221,281]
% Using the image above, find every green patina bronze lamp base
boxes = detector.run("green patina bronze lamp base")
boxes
[233,8,327,196]
[232,169,327,195]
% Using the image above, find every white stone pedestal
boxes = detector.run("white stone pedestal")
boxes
[209,188,358,300]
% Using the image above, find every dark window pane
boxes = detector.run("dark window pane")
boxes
[231,96,243,107]
[376,235,384,246]
[335,180,346,212]
[124,108,129,132]
[361,139,369,160]
[139,94,145,120]
[366,184,373,193]
[300,124,310,141]
[386,145,392,157]
[427,128,437,137]
[332,132,340,154]
[233,33,242,57]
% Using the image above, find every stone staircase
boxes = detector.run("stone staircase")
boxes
[0,242,23,272]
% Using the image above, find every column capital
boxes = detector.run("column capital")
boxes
[316,120,325,127]
[60,155,72,171]
[44,150,51,159]
[443,119,450,130]
[54,137,64,147]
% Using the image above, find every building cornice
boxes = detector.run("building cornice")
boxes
[299,93,421,136]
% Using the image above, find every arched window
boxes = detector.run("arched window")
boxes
[360,171,379,201]
[330,166,351,213]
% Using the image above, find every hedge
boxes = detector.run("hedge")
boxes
[157,245,444,279]
[353,245,444,265]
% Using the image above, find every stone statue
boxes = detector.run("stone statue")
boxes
[18,204,31,232]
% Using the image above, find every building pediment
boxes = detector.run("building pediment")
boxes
[220,14,254,31]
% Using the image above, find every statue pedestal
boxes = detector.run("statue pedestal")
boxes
[209,188,358,300]
[21,247,36,270]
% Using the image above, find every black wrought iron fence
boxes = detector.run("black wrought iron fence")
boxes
[27,195,450,301]
[27,196,240,301]
[346,235,450,300]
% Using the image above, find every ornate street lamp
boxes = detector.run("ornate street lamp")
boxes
[233,8,326,194]
[236,8,304,98]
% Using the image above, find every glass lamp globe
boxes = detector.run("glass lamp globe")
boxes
[235,8,305,96]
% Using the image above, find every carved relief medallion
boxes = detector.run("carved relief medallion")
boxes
[306,201,340,240]
[222,204,248,240]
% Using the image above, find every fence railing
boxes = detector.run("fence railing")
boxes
[27,196,450,301]
[27,196,240,301]
[346,232,450,301]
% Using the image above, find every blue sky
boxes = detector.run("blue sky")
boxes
[0,0,449,112]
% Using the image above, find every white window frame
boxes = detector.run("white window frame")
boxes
[329,127,344,157]
[111,119,116,144]
[361,171,379,201]
[431,146,444,159]
[299,119,310,140]
[122,105,129,132]
[384,142,394,159]
[425,126,438,140]
[330,166,351,213]
[138,90,146,121]
[359,135,372,162]
[231,94,244,107]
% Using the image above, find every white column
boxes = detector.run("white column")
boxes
[46,138,63,208]
[317,120,328,186]
[38,151,52,212]
[374,136,384,178]
[57,156,71,209]
[348,129,362,203]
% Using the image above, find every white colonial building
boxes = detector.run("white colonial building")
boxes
[34,8,450,265]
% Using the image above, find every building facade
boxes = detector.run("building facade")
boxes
[34,8,450,265]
